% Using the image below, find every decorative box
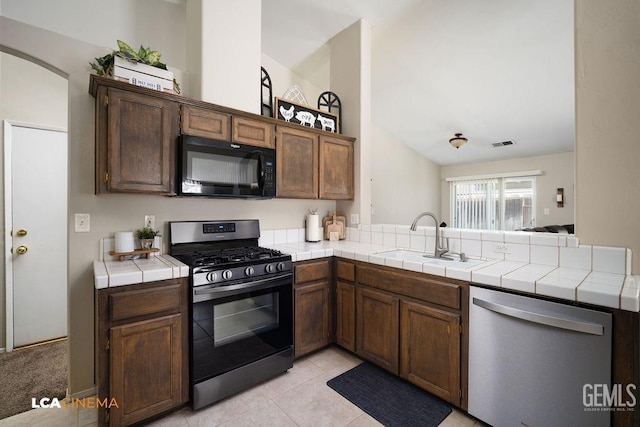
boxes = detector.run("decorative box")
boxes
[112,56,174,93]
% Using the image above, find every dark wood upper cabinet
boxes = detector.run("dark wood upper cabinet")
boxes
[232,117,275,148]
[276,126,319,199]
[95,86,178,195]
[276,125,354,200]
[90,75,354,199]
[180,105,231,140]
[319,135,354,200]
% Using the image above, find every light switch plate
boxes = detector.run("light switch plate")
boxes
[350,213,360,225]
[75,213,90,232]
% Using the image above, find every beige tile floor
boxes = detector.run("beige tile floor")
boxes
[0,346,482,427]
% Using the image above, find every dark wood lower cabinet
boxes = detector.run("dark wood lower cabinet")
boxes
[96,278,188,426]
[335,281,356,352]
[109,314,183,426]
[356,286,399,374]
[400,300,461,405]
[294,259,332,357]
[294,281,330,357]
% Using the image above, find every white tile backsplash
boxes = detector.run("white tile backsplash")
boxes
[396,233,410,249]
[530,245,559,266]
[371,231,384,245]
[592,246,627,274]
[461,239,482,257]
[410,235,426,251]
[504,231,531,244]
[530,233,559,247]
[504,243,530,263]
[383,232,396,247]
[359,231,372,244]
[460,229,482,240]
[273,229,287,244]
[481,231,504,242]
[482,241,505,260]
[286,228,299,243]
[559,245,592,270]
[259,229,274,246]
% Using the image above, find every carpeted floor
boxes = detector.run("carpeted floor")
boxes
[0,338,68,420]
[328,362,452,427]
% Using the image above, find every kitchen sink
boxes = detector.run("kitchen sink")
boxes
[376,249,487,269]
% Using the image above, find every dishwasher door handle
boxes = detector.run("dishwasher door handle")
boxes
[472,297,605,336]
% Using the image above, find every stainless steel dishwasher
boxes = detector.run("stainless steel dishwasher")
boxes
[468,285,612,427]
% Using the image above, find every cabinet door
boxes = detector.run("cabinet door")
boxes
[319,136,354,200]
[110,314,183,426]
[400,300,461,405]
[180,105,230,140]
[106,88,178,194]
[276,127,318,199]
[336,281,355,352]
[233,117,275,148]
[356,287,399,374]
[294,281,329,357]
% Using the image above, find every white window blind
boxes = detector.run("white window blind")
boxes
[450,174,537,231]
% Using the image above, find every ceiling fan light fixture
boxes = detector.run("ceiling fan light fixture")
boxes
[449,133,468,149]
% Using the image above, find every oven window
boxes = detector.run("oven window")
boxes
[212,293,278,346]
[192,284,292,383]
[187,151,258,187]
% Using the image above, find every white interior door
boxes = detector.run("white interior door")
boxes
[5,122,68,349]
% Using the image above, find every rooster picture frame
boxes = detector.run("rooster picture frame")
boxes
[275,97,339,134]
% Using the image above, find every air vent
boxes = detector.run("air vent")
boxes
[492,140,514,148]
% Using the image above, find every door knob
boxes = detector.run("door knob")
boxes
[16,229,28,237]
[16,245,28,255]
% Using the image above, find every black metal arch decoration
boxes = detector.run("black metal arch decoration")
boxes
[261,67,273,117]
[317,91,342,134]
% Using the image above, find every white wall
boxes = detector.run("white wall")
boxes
[0,0,187,69]
[261,54,324,110]
[0,51,68,351]
[371,123,440,224]
[331,20,372,226]
[440,152,574,228]
[575,0,640,274]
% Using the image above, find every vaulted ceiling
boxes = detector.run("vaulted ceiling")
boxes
[262,0,574,166]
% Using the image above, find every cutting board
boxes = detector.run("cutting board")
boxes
[322,212,346,240]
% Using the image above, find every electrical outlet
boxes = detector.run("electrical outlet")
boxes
[544,208,550,215]
[350,213,360,225]
[74,213,90,232]
[494,243,509,253]
[144,214,156,229]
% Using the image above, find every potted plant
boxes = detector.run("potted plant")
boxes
[90,40,180,93]
[135,226,161,249]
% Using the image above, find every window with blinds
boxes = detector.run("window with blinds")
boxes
[450,175,536,231]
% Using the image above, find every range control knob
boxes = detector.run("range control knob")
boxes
[265,263,275,273]
[206,272,217,283]
[222,270,233,280]
[277,262,286,271]
[245,266,255,277]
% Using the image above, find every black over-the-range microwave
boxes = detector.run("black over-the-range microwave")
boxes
[177,135,276,198]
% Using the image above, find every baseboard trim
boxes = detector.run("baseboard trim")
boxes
[68,387,96,399]
[0,347,5,353]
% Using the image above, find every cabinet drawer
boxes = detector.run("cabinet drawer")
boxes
[232,117,275,148]
[295,260,330,285]
[337,260,355,282]
[110,284,182,321]
[357,265,461,310]
[181,105,231,140]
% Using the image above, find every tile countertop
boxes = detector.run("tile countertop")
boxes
[92,236,640,312]
[265,240,640,312]
[93,237,189,290]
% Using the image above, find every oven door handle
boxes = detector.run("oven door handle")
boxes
[194,273,293,297]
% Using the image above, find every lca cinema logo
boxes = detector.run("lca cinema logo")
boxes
[31,396,119,409]
[583,384,637,412]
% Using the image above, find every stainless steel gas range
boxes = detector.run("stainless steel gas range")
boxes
[169,220,293,410]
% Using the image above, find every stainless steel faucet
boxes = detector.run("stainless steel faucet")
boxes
[409,212,449,258]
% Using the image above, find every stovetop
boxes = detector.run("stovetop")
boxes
[175,246,288,268]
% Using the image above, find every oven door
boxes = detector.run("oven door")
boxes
[191,274,293,385]
[179,135,275,198]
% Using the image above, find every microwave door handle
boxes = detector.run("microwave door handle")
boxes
[257,152,266,192]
